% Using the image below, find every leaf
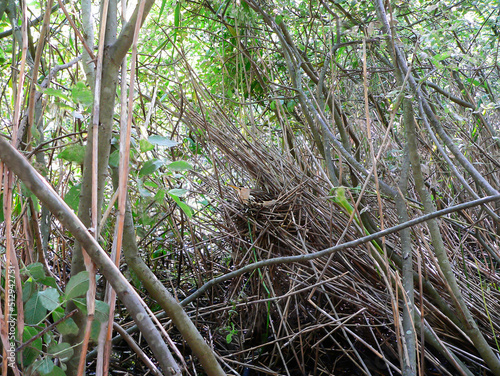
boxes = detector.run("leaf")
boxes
[0,47,6,64]
[154,188,166,203]
[275,15,283,24]
[71,81,93,106]
[23,278,36,302]
[71,297,87,314]
[109,149,135,168]
[108,149,120,168]
[43,87,70,102]
[168,188,188,197]
[432,52,451,61]
[94,300,110,323]
[148,135,178,148]
[57,144,86,165]
[44,365,66,376]
[64,184,81,212]
[158,0,167,19]
[90,319,102,342]
[24,262,46,281]
[25,292,47,325]
[137,179,153,197]
[174,1,181,28]
[139,159,165,177]
[167,160,193,172]
[40,276,58,288]
[170,194,193,218]
[23,326,42,366]
[65,271,89,300]
[48,342,74,362]
[226,24,236,37]
[140,139,154,152]
[33,357,55,376]
[39,288,60,311]
[56,317,79,336]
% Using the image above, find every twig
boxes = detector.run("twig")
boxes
[181,194,500,306]
[17,309,78,351]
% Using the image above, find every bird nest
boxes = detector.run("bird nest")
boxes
[170,93,500,375]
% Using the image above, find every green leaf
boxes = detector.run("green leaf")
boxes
[39,288,60,311]
[65,271,89,300]
[71,297,87,313]
[71,81,93,106]
[57,144,86,165]
[23,278,36,302]
[137,179,153,197]
[109,149,120,168]
[43,87,70,102]
[33,357,55,376]
[25,292,47,325]
[140,139,154,152]
[48,342,74,363]
[44,365,66,376]
[56,318,79,336]
[40,276,58,288]
[158,0,167,19]
[23,326,42,366]
[154,188,166,203]
[275,15,283,24]
[174,1,181,28]
[148,135,178,148]
[168,188,188,197]
[90,319,102,342]
[139,159,165,177]
[170,194,193,218]
[64,184,81,212]
[167,160,193,172]
[109,149,135,168]
[24,262,46,281]
[94,300,110,323]
[432,51,451,61]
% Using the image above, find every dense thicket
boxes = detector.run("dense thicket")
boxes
[0,0,499,375]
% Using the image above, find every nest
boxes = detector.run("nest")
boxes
[165,93,500,375]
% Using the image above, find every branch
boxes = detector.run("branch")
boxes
[0,0,66,39]
[181,193,500,306]
[110,0,156,64]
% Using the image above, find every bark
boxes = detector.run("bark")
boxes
[396,139,415,376]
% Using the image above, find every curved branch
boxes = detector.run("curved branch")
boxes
[181,193,500,306]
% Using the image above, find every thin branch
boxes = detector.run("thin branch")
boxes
[181,193,500,306]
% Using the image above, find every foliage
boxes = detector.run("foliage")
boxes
[1,0,500,374]
[19,265,109,375]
